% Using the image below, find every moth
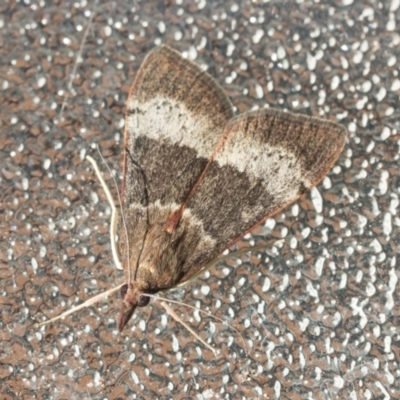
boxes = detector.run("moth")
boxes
[39,45,347,338]
[115,45,347,330]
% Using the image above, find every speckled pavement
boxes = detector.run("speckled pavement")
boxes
[1,1,399,399]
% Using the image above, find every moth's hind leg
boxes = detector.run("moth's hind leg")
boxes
[86,155,123,270]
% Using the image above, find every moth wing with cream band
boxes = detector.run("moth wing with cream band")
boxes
[118,45,347,330]
[181,109,347,278]
[118,45,235,328]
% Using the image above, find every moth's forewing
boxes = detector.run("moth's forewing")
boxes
[122,45,234,210]
[179,109,347,282]
[118,46,236,328]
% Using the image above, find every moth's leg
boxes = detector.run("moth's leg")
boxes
[160,301,218,357]
[86,155,123,270]
[146,293,247,355]
[35,284,124,327]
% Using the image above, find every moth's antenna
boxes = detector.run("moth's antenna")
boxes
[86,154,122,273]
[35,284,124,327]
[37,150,129,328]
[88,146,132,284]
[144,293,248,356]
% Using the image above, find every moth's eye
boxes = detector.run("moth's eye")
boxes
[120,284,128,299]
[137,295,150,307]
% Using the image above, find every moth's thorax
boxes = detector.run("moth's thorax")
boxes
[118,199,219,294]
[119,220,185,291]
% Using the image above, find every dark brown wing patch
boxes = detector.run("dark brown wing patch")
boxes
[180,109,347,281]
[122,45,234,212]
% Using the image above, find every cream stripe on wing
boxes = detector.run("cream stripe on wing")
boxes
[126,96,223,160]
[215,135,310,188]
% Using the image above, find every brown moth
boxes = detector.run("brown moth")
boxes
[115,45,347,331]
[37,45,347,340]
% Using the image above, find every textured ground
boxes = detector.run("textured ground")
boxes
[1,0,400,399]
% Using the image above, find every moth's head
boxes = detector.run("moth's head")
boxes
[117,283,150,331]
